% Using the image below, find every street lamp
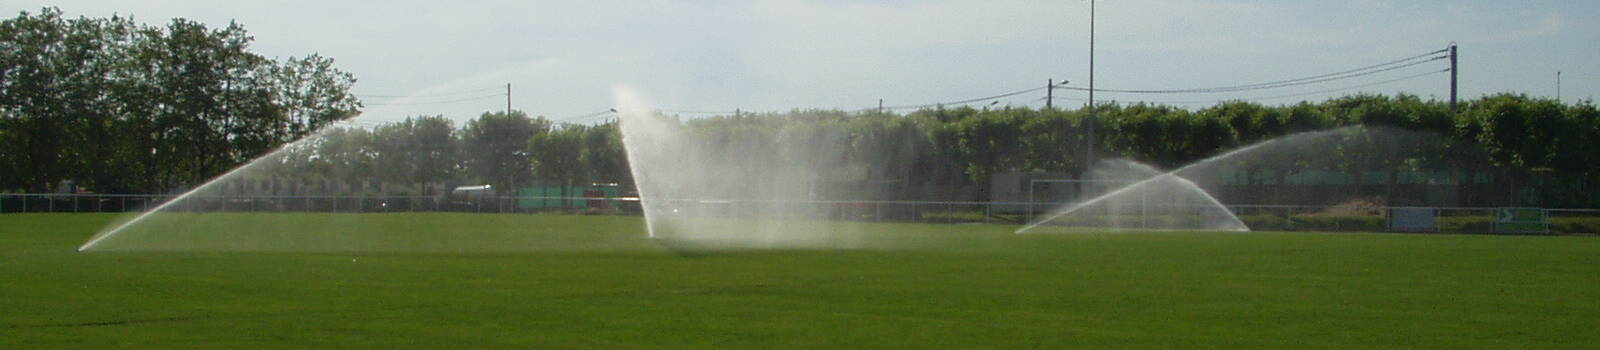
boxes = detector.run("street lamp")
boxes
[1086,0,1098,164]
[1045,79,1071,110]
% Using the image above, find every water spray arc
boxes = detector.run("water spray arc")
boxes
[77,124,353,251]
[613,86,904,251]
[611,86,664,239]
[1017,127,1359,234]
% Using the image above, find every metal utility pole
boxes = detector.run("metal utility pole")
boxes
[1046,79,1054,110]
[506,83,512,116]
[1086,0,1097,164]
[1557,71,1562,102]
[1448,43,1457,111]
[1046,79,1070,110]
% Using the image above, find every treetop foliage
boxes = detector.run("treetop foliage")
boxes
[0,7,359,193]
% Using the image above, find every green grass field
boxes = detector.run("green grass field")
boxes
[4,213,1599,349]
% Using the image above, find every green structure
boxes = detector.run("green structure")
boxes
[518,184,622,210]
[1494,207,1549,234]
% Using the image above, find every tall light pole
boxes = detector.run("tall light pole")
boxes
[1086,0,1097,164]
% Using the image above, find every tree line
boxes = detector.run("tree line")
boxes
[4,10,1596,208]
[274,92,1595,208]
[0,8,359,193]
[267,112,626,200]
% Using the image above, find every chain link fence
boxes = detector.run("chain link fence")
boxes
[3,193,1597,234]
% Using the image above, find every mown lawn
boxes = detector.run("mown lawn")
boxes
[3,213,1598,349]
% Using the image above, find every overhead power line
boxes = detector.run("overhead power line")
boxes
[1066,68,1450,106]
[554,110,616,123]
[658,109,738,115]
[367,47,1452,122]
[876,86,1048,111]
[1180,68,1451,104]
[631,49,1450,115]
[364,93,506,106]
[1059,48,1448,94]
[356,86,506,98]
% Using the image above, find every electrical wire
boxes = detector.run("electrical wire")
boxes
[874,86,1049,111]
[356,86,505,98]
[658,109,739,114]
[553,110,615,123]
[1050,68,1449,106]
[1158,68,1451,104]
[1062,55,1446,94]
[360,46,1453,120]
[1171,49,1445,92]
[363,93,506,106]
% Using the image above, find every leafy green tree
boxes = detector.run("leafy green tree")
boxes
[0,8,358,193]
[462,110,547,195]
[270,54,361,140]
[1019,108,1084,174]
[530,125,587,203]
[372,116,458,195]
[952,109,1027,196]
[1469,94,1564,169]
[579,121,629,185]
[314,127,377,194]
[0,8,124,191]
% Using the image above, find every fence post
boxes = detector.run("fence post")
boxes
[1284,206,1293,231]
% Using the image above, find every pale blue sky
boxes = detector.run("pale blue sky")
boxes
[9,1,1596,124]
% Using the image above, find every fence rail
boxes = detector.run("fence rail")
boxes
[3,193,1597,234]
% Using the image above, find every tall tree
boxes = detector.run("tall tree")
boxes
[462,110,547,194]
[0,8,359,193]
[530,125,588,202]
[578,121,629,185]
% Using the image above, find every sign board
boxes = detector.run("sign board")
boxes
[1494,207,1548,234]
[1388,207,1438,232]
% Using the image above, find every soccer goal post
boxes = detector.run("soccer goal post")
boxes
[1025,178,1140,224]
